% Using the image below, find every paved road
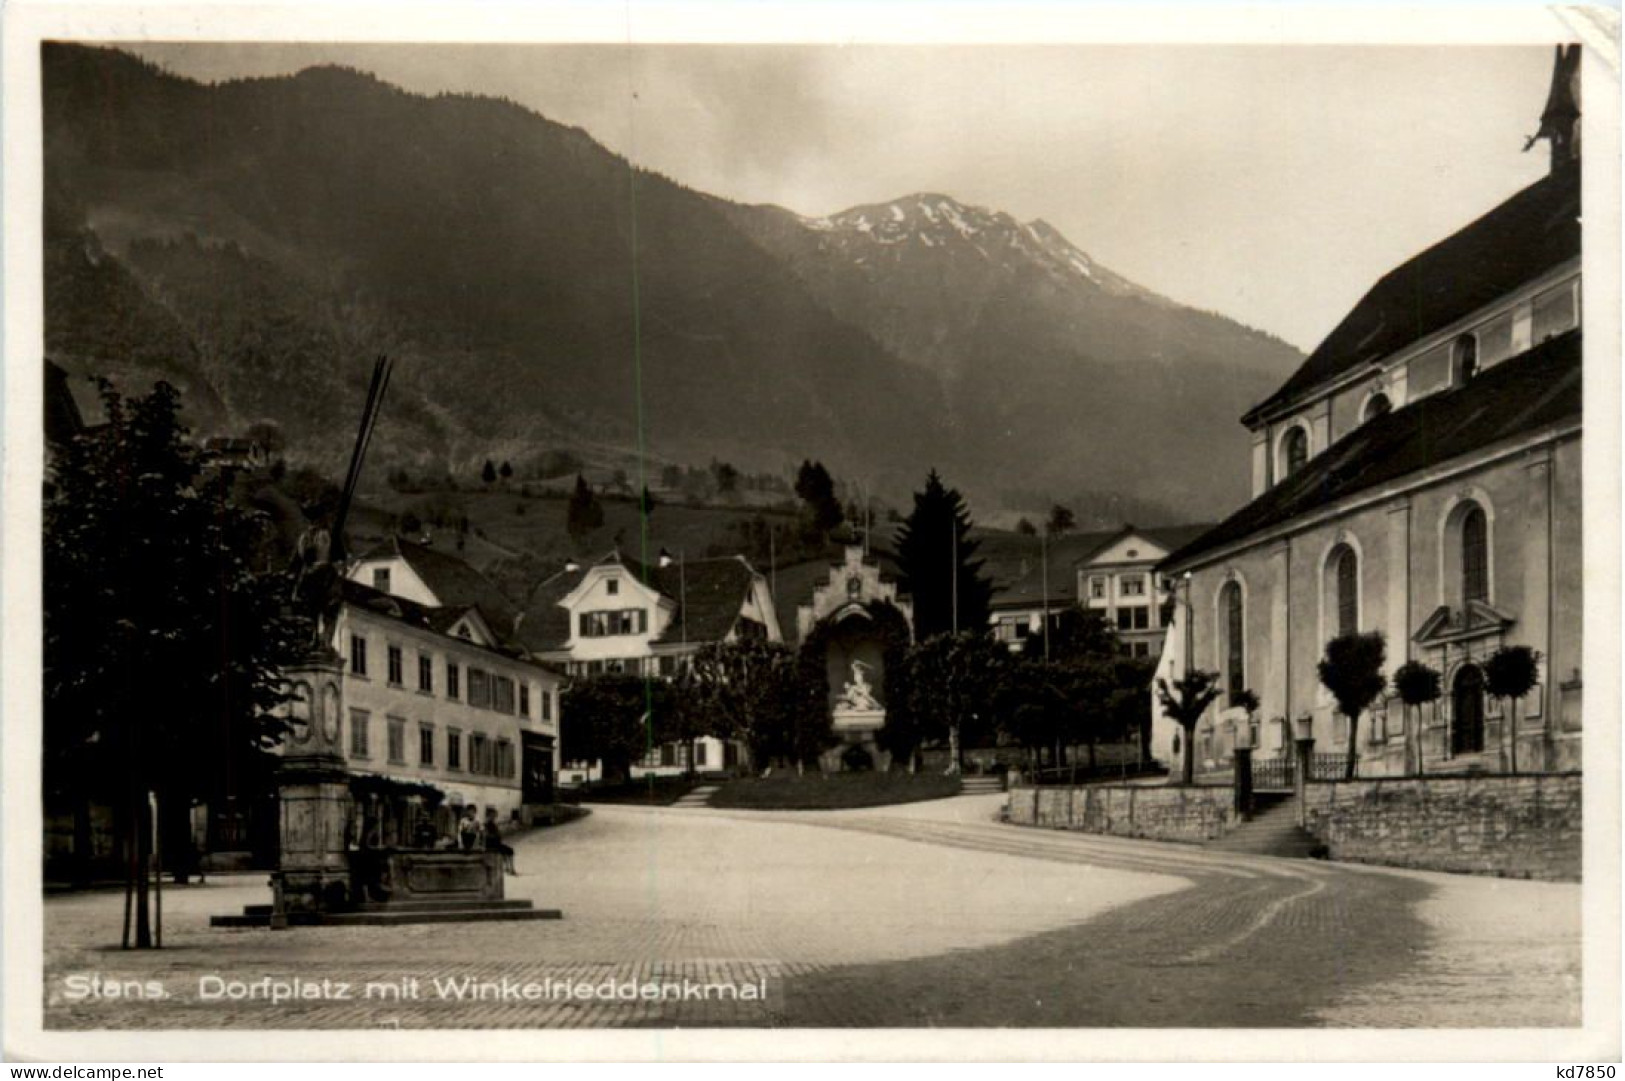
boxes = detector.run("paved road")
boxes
[41,794,1579,1029]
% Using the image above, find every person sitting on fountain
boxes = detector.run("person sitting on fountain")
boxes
[484,807,516,875]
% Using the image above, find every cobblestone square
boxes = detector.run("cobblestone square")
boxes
[42,795,1581,1029]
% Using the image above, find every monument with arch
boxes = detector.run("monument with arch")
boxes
[796,547,915,771]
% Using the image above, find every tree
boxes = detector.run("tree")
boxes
[1155,670,1222,785]
[481,459,497,486]
[684,640,816,769]
[659,463,683,490]
[45,381,306,946]
[561,674,658,783]
[1023,607,1116,663]
[794,460,843,539]
[1317,631,1388,780]
[1015,518,1037,536]
[639,485,658,520]
[1045,504,1076,536]
[894,470,993,639]
[1392,660,1442,776]
[499,460,513,482]
[565,474,604,544]
[903,632,1010,772]
[1484,645,1541,775]
[711,459,740,496]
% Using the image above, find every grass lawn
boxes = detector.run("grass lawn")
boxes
[708,771,962,810]
[574,776,699,806]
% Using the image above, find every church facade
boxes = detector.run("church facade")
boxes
[1152,46,1584,780]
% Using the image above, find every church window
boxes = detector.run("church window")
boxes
[1281,427,1308,479]
[1363,393,1392,422]
[1221,581,1245,707]
[1462,505,1489,604]
[1453,334,1479,385]
[1331,545,1359,637]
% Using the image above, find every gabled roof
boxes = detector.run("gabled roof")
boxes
[1166,330,1581,571]
[1243,167,1580,425]
[358,536,523,637]
[514,549,765,652]
[1072,523,1217,567]
[649,556,760,645]
[982,530,1114,610]
[338,579,541,666]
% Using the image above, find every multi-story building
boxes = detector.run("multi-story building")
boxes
[1076,525,1211,659]
[1154,47,1583,780]
[337,541,562,819]
[984,531,1110,650]
[519,549,782,778]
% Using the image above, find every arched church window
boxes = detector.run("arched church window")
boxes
[1453,334,1479,385]
[1461,505,1489,604]
[1221,581,1245,707]
[1363,393,1392,422]
[1331,545,1358,637]
[1281,427,1308,480]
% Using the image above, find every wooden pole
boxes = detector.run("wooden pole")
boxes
[151,791,162,949]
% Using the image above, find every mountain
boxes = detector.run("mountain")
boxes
[42,44,1301,520]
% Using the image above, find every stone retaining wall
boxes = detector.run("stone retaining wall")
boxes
[1006,783,1236,843]
[1302,773,1581,881]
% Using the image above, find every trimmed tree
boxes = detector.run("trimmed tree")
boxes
[1317,631,1388,780]
[560,673,658,783]
[1392,660,1442,776]
[685,640,815,770]
[1155,670,1222,785]
[1484,645,1541,775]
[903,631,1010,772]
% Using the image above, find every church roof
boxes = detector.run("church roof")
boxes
[1166,329,1581,572]
[1243,167,1580,426]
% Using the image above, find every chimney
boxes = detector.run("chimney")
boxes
[564,558,581,573]
[658,548,675,568]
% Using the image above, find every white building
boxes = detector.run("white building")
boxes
[519,549,782,778]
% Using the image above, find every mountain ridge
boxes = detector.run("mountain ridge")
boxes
[42,43,1302,520]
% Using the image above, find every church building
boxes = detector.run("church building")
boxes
[1152,46,1583,780]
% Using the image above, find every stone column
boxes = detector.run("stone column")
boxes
[1268,540,1291,753]
[273,648,354,923]
[1386,499,1412,772]
[1523,451,1553,771]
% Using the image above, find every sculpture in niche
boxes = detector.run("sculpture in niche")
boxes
[836,660,881,712]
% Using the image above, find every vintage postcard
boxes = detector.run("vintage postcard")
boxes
[2,1,1620,1064]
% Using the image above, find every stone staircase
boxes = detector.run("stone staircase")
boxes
[959,774,1006,795]
[213,898,562,927]
[670,784,720,808]
[1205,792,1325,859]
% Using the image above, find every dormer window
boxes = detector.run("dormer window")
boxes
[1453,333,1479,385]
[1281,426,1309,480]
[606,577,620,596]
[372,568,391,593]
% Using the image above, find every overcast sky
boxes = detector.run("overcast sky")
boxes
[127,42,1557,351]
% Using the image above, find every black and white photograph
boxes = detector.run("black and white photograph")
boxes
[2,1,1620,1064]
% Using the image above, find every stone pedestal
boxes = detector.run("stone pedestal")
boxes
[270,648,354,924]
